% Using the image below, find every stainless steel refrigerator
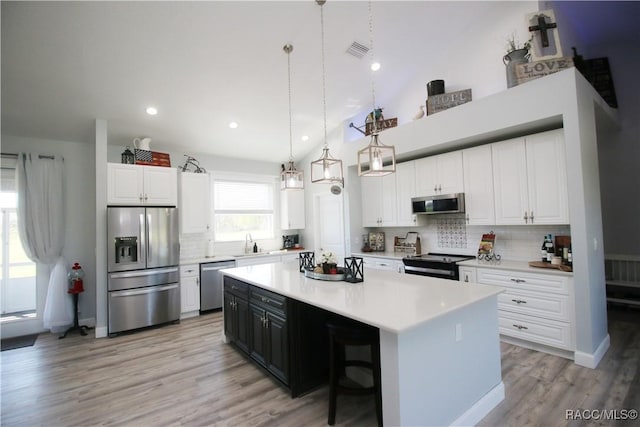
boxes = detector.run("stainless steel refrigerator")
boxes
[107,207,180,335]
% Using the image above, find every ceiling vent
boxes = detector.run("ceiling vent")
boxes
[346,41,369,59]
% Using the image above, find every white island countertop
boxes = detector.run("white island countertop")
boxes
[221,261,503,334]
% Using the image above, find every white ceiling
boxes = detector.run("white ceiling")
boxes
[2,1,637,164]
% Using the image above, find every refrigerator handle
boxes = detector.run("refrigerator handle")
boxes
[147,213,152,263]
[139,213,146,265]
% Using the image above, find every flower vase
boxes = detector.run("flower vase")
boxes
[323,262,337,274]
[503,48,529,88]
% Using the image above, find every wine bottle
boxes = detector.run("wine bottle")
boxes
[541,236,548,262]
[545,234,554,263]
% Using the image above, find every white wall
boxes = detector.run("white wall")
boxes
[547,0,640,256]
[0,135,97,336]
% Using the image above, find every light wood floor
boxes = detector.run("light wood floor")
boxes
[1,308,638,427]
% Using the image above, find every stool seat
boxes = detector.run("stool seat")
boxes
[327,321,382,426]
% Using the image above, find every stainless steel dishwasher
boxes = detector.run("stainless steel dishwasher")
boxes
[200,260,236,312]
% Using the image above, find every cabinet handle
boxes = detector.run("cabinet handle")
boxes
[139,194,144,202]
[144,194,149,201]
[512,324,528,330]
[379,263,388,267]
[433,185,438,193]
[511,299,527,304]
[464,275,469,282]
[529,211,534,223]
[510,278,526,283]
[261,296,268,303]
[196,278,199,286]
[466,214,470,224]
[523,212,529,224]
[438,184,442,192]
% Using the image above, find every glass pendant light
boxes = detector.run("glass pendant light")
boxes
[357,0,396,177]
[280,44,304,190]
[311,0,344,187]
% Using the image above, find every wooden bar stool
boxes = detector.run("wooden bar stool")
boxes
[327,321,382,426]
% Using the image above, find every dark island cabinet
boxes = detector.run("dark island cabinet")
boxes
[223,278,250,354]
[223,276,331,397]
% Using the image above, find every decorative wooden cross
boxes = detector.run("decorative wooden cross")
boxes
[528,14,557,47]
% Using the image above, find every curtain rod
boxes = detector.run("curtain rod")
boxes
[1,152,56,160]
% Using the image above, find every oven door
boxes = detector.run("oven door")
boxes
[403,260,459,280]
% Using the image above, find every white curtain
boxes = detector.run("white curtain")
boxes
[15,153,72,332]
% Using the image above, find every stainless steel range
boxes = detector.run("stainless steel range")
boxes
[402,253,475,280]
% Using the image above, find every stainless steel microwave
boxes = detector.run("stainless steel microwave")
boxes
[411,193,465,215]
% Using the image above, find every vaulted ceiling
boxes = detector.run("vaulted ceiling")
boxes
[2,1,637,163]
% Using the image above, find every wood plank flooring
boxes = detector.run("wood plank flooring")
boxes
[1,308,638,427]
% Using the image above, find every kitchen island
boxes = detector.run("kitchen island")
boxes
[221,262,504,426]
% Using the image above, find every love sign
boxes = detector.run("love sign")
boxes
[516,57,574,84]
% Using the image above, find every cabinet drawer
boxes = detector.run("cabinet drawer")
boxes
[224,277,249,298]
[499,289,570,322]
[477,268,570,294]
[251,287,287,316]
[499,311,573,350]
[180,264,199,277]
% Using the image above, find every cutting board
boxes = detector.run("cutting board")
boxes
[528,261,572,272]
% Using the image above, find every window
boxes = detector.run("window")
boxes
[1,163,37,319]
[213,177,275,242]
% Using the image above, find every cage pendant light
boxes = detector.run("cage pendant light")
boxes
[311,0,344,187]
[357,0,396,177]
[280,44,304,190]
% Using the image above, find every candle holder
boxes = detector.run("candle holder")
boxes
[343,256,364,283]
[299,251,315,272]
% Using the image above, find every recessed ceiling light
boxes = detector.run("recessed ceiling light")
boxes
[146,106,158,115]
[229,121,239,129]
[371,62,381,71]
[301,135,309,142]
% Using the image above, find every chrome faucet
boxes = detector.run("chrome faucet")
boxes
[245,233,253,253]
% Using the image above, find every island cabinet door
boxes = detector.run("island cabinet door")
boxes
[223,291,235,339]
[250,305,268,367]
[266,312,289,385]
[235,298,250,354]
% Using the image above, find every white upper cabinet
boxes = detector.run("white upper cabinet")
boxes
[414,151,463,196]
[525,130,569,224]
[281,190,305,230]
[361,174,397,227]
[462,145,496,225]
[179,171,211,234]
[108,163,177,206]
[493,129,568,225]
[395,161,418,226]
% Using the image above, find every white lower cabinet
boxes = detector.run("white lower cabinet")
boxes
[362,256,404,273]
[235,255,283,267]
[474,266,574,351]
[180,264,200,317]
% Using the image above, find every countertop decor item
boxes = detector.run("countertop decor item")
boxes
[304,267,346,281]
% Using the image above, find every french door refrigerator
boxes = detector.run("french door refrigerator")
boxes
[107,207,180,335]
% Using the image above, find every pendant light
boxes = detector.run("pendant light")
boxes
[357,0,396,177]
[310,0,344,187]
[280,44,304,190]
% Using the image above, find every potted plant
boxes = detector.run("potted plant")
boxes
[321,251,337,274]
[503,33,533,88]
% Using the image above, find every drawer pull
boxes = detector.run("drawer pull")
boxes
[510,278,526,283]
[261,296,269,303]
[512,324,528,330]
[511,299,527,304]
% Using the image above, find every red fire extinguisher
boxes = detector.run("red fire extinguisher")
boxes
[68,262,85,294]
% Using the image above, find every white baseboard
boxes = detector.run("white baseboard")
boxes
[451,381,505,427]
[574,334,610,369]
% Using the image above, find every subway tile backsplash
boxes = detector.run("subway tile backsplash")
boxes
[362,221,571,262]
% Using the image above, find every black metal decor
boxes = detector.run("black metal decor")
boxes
[299,251,315,272]
[343,256,364,283]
